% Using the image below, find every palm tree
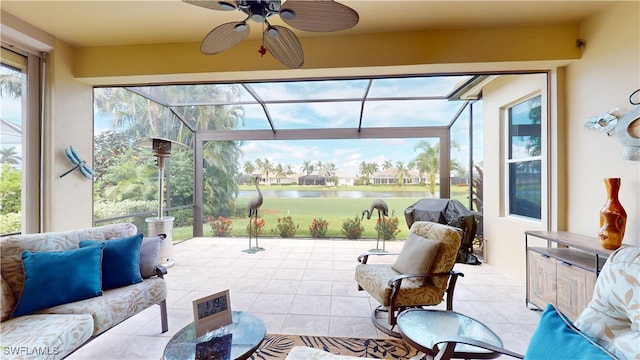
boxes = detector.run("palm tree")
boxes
[359,161,378,185]
[412,141,440,196]
[255,158,272,182]
[284,164,294,175]
[274,163,287,180]
[395,161,411,189]
[243,161,255,175]
[300,160,315,176]
[0,147,21,165]
[382,160,393,170]
[0,72,22,99]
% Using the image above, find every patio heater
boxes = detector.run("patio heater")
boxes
[137,137,186,268]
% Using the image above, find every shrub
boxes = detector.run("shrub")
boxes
[309,218,329,238]
[341,216,364,239]
[375,215,401,240]
[0,211,21,234]
[246,217,265,237]
[271,216,298,238]
[209,216,233,237]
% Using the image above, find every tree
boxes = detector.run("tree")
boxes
[0,72,22,99]
[382,160,393,170]
[412,141,440,196]
[0,147,20,165]
[274,163,287,180]
[94,85,244,218]
[394,161,411,189]
[243,161,255,175]
[359,161,378,185]
[0,164,21,214]
[255,158,273,181]
[300,160,315,176]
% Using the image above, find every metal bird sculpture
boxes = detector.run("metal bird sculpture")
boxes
[361,199,389,252]
[244,176,265,253]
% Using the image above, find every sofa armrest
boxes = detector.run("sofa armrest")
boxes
[155,265,167,279]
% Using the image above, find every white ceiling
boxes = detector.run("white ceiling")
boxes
[1,1,614,48]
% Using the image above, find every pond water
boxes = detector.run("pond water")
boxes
[238,190,430,198]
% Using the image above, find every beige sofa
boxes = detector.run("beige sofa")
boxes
[0,223,168,360]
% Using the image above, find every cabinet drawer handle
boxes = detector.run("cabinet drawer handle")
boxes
[560,261,572,267]
[541,254,550,258]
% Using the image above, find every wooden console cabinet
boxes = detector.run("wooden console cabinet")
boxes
[525,231,613,321]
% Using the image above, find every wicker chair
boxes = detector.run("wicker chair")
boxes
[354,221,464,337]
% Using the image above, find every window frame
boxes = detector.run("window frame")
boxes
[504,93,545,221]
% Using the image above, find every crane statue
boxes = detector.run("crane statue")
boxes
[362,199,389,252]
[244,176,265,253]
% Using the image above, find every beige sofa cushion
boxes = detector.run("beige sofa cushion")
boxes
[1,274,16,321]
[0,313,93,360]
[38,276,166,336]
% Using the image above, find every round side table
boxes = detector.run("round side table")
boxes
[163,311,266,360]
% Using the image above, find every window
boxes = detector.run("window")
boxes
[1,46,43,235]
[507,95,542,219]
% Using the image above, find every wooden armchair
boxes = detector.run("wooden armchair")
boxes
[354,221,464,337]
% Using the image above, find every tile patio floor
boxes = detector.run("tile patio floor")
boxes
[67,237,541,360]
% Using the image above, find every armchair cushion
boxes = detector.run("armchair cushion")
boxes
[392,232,440,275]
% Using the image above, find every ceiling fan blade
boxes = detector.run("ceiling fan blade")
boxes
[279,0,359,32]
[201,21,250,55]
[263,25,304,69]
[182,0,237,11]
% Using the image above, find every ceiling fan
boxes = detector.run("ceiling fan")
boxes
[183,0,359,69]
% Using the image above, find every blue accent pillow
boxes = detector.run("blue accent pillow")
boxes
[80,233,143,290]
[11,244,105,318]
[524,304,616,359]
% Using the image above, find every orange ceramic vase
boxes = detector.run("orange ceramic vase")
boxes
[598,178,627,250]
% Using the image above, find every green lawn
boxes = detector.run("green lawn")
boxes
[175,184,473,241]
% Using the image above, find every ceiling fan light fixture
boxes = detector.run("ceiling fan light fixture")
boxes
[250,13,266,23]
[234,22,248,32]
[280,9,295,21]
[266,26,279,38]
[217,1,236,10]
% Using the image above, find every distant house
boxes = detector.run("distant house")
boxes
[371,168,421,185]
[336,172,355,186]
[298,175,326,185]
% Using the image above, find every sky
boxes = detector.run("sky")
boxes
[93,76,485,178]
[0,74,492,178]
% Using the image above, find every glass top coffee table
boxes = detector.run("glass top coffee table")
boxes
[163,311,266,360]
[397,309,504,360]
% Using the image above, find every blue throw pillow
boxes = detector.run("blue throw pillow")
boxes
[524,304,616,359]
[80,233,143,290]
[11,245,105,318]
